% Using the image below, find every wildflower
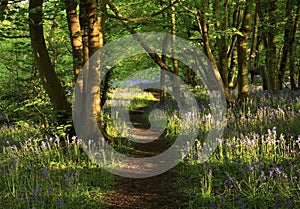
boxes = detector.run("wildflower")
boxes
[274,201,280,209]
[33,185,39,197]
[258,176,267,183]
[236,198,245,209]
[48,186,52,195]
[41,141,47,151]
[245,165,254,172]
[216,138,223,143]
[42,168,48,178]
[269,165,283,178]
[11,158,19,166]
[224,177,232,185]
[57,199,64,207]
[209,201,216,208]
[275,166,283,175]
[296,135,300,144]
[253,161,264,170]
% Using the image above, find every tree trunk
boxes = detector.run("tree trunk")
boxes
[160,35,168,103]
[278,0,293,90]
[229,41,238,89]
[171,0,180,95]
[65,0,83,82]
[237,0,253,100]
[196,1,235,104]
[76,0,113,144]
[266,0,279,91]
[0,0,8,13]
[289,0,300,90]
[80,0,89,65]
[29,0,71,117]
[214,0,230,89]
[228,4,241,89]
[249,0,259,70]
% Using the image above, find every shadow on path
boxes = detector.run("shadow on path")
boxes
[102,92,187,209]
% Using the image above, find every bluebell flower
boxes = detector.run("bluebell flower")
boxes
[57,199,64,207]
[224,177,232,185]
[236,198,245,208]
[209,201,216,208]
[33,185,39,198]
[42,168,48,178]
[245,165,253,172]
[274,201,280,209]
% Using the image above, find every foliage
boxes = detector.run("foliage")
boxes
[0,132,114,208]
[177,89,300,208]
[0,0,300,207]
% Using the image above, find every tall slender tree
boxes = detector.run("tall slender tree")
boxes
[29,0,71,118]
[266,0,279,90]
[65,0,83,82]
[237,0,253,100]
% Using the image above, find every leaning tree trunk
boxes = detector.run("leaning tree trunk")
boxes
[237,0,253,100]
[29,0,71,118]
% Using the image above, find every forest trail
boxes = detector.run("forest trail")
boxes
[102,92,187,209]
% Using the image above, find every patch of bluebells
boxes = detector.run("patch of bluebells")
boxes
[245,161,264,172]
[57,199,64,207]
[177,89,300,208]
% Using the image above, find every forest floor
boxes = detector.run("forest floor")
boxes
[102,92,188,209]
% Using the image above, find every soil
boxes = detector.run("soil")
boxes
[101,92,188,209]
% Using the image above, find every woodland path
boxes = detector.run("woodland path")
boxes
[102,92,188,209]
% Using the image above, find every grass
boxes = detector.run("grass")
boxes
[0,86,299,208]
[175,89,300,209]
[0,133,114,208]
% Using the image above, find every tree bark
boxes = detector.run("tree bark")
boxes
[266,0,279,91]
[171,0,180,96]
[237,0,253,100]
[228,4,241,89]
[289,0,300,89]
[278,0,293,89]
[65,0,83,82]
[214,0,230,89]
[160,35,169,103]
[75,0,113,144]
[0,0,8,13]
[197,1,235,104]
[29,0,71,117]
[80,0,89,65]
[249,0,259,70]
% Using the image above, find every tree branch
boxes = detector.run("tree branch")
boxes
[107,0,179,22]
[108,1,172,72]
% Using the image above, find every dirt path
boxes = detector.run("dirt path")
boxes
[102,92,187,209]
